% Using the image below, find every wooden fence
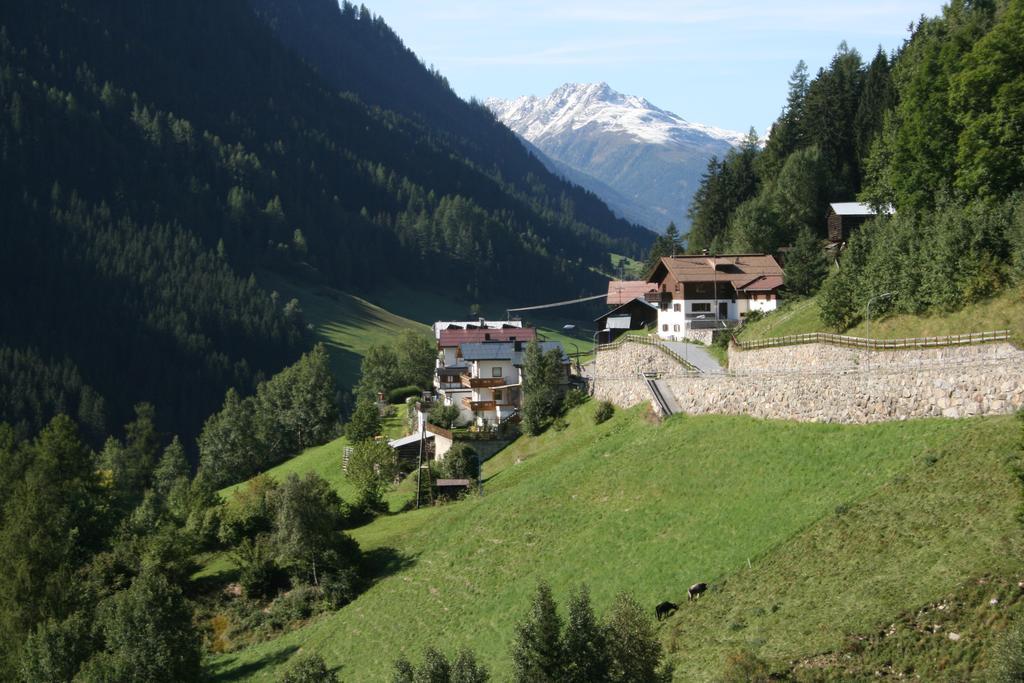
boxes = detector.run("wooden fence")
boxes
[734,329,1012,352]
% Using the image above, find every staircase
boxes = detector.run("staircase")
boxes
[643,372,680,416]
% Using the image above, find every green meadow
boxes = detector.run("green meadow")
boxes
[206,402,1024,681]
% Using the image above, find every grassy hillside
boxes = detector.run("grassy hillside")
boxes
[206,403,1023,681]
[217,404,411,511]
[739,287,1024,342]
[258,274,429,388]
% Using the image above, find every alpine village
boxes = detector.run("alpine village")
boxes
[2,1,1024,681]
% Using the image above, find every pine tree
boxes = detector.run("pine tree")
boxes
[152,436,189,500]
[563,585,609,683]
[511,582,564,682]
[784,228,829,296]
[605,592,672,683]
[451,649,490,683]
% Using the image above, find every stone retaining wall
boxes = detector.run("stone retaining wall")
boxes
[729,341,1022,374]
[593,339,1024,423]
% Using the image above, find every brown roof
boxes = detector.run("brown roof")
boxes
[606,280,655,305]
[647,254,783,287]
[438,327,536,348]
[736,275,784,292]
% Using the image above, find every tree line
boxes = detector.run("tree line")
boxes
[678,0,1024,321]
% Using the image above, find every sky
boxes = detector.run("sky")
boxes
[361,0,947,134]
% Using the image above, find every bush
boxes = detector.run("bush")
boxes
[551,417,568,432]
[562,387,588,411]
[387,384,422,404]
[593,401,614,425]
[721,648,771,683]
[429,403,462,429]
[438,443,479,480]
[280,653,338,683]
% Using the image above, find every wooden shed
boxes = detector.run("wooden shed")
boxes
[827,202,894,243]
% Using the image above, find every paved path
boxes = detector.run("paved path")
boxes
[661,341,725,374]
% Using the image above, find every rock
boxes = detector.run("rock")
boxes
[948,632,961,641]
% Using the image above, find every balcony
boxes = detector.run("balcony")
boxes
[645,291,672,305]
[462,398,496,412]
[460,374,506,389]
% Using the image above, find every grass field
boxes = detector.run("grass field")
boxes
[739,287,1024,342]
[218,405,412,512]
[205,403,1024,681]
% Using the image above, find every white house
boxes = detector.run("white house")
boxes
[455,340,569,427]
[645,254,784,342]
[434,327,538,425]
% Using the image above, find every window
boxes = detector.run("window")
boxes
[673,303,681,312]
[494,390,503,402]
[673,324,681,332]
[662,324,668,331]
[491,366,503,378]
[692,303,711,313]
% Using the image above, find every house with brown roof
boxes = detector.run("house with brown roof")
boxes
[645,254,784,341]
[606,280,656,306]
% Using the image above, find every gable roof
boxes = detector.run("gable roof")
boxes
[736,275,784,292]
[594,297,657,323]
[829,202,895,216]
[439,327,536,348]
[606,280,655,305]
[646,254,784,288]
[459,341,568,365]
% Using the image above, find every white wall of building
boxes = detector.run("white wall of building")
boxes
[747,293,778,313]
[655,297,739,339]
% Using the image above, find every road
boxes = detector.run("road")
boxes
[661,340,725,374]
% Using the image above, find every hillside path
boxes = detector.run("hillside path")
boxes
[661,340,724,374]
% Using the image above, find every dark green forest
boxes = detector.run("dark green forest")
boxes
[683,0,1024,325]
[0,0,651,446]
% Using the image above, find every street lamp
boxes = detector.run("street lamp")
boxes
[865,291,898,341]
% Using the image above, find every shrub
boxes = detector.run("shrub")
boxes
[387,384,422,404]
[593,401,614,425]
[562,388,588,411]
[429,403,462,429]
[721,648,771,683]
[280,653,338,683]
[438,443,480,480]
[551,417,568,432]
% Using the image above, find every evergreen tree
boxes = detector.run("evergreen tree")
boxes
[520,342,564,436]
[563,585,609,683]
[604,592,673,683]
[511,582,564,682]
[197,388,264,489]
[785,228,830,296]
[451,649,489,683]
[17,612,95,683]
[152,436,189,500]
[0,416,106,673]
[77,570,202,682]
[414,647,451,683]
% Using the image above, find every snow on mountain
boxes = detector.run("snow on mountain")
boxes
[487,82,745,149]
[486,83,747,232]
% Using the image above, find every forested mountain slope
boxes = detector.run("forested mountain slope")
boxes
[249,0,649,249]
[0,0,646,443]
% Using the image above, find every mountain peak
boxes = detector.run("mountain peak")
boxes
[487,82,744,149]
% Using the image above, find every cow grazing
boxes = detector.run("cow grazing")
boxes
[654,601,678,621]
[688,582,707,601]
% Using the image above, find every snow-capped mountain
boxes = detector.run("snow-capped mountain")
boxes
[486,83,747,232]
